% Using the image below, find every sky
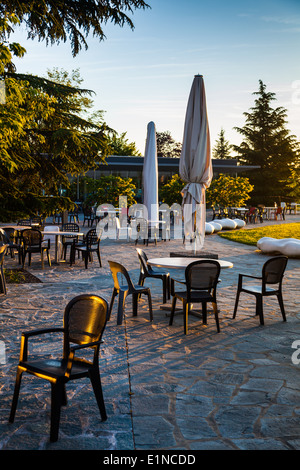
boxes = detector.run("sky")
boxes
[9,0,300,155]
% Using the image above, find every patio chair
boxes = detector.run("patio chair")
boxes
[108,260,153,325]
[133,218,149,245]
[233,256,288,325]
[116,217,132,240]
[21,228,51,269]
[61,223,80,260]
[0,244,8,295]
[9,294,109,442]
[83,207,95,227]
[136,248,170,304]
[70,228,102,268]
[0,228,23,263]
[169,260,221,334]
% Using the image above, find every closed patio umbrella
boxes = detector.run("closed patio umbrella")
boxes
[143,121,159,228]
[179,75,212,251]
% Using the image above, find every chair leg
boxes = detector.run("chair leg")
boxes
[162,277,167,304]
[233,289,241,318]
[132,293,138,317]
[89,367,107,421]
[277,292,286,321]
[47,249,51,267]
[169,296,177,325]
[202,302,207,325]
[50,382,63,442]
[108,288,118,320]
[256,295,264,325]
[96,248,102,267]
[0,265,7,295]
[147,290,153,322]
[117,291,127,325]
[137,275,144,300]
[9,367,23,423]
[213,302,220,333]
[167,276,170,300]
[84,252,89,269]
[183,301,189,335]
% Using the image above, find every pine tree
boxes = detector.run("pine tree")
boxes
[233,80,300,204]
[212,128,232,159]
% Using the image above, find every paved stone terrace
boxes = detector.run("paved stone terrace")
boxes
[0,214,299,451]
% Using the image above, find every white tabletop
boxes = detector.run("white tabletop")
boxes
[41,231,83,236]
[147,257,233,270]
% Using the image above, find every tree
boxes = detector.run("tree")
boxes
[233,80,300,204]
[0,0,150,57]
[83,175,136,207]
[0,68,111,221]
[156,131,182,158]
[206,174,254,208]
[212,128,233,159]
[107,131,141,156]
[159,174,185,206]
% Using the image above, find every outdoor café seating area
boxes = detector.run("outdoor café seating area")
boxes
[0,204,300,448]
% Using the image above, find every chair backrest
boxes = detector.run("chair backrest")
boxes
[21,228,42,247]
[62,223,80,239]
[0,228,8,245]
[1,227,16,243]
[135,218,148,239]
[63,294,109,361]
[185,260,221,292]
[86,228,101,247]
[262,256,288,285]
[62,223,79,232]
[0,244,8,265]
[136,248,150,275]
[108,260,135,291]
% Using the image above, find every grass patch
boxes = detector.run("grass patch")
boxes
[218,222,300,246]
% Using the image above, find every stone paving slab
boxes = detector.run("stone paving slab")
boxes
[0,215,299,452]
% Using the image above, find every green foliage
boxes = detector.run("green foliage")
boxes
[218,223,300,246]
[0,0,150,56]
[159,174,185,206]
[206,174,254,208]
[212,128,233,159]
[0,68,111,221]
[107,131,142,156]
[83,175,136,207]
[233,80,300,204]
[156,131,182,158]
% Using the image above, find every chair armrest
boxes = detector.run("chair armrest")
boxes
[20,328,64,362]
[64,340,103,378]
[238,273,262,288]
[170,277,186,295]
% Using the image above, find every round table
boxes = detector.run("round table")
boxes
[147,257,233,270]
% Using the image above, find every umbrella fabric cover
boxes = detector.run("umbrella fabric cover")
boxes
[143,121,159,227]
[179,75,212,250]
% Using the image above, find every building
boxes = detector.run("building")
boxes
[86,155,256,186]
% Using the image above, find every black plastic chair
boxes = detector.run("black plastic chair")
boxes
[233,256,288,325]
[61,223,80,260]
[9,294,109,442]
[136,248,170,304]
[169,260,221,334]
[108,260,153,325]
[83,207,95,227]
[21,228,51,269]
[0,244,8,295]
[133,218,149,245]
[71,228,102,269]
[0,228,23,263]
